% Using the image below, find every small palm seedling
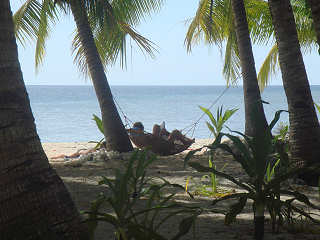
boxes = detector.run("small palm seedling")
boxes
[90,114,105,149]
[185,154,229,198]
[185,106,236,197]
[85,150,200,240]
[200,105,238,138]
[185,110,320,240]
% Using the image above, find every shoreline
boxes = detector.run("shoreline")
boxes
[42,138,213,160]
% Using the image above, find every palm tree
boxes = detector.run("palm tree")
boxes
[186,0,269,136]
[307,0,320,48]
[14,0,163,152]
[0,1,89,238]
[258,0,317,90]
[69,0,133,152]
[268,0,320,185]
[230,0,269,136]
[185,0,317,90]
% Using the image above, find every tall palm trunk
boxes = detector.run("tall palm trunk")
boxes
[307,0,320,48]
[231,2,269,237]
[0,1,89,238]
[268,0,320,186]
[69,0,133,153]
[231,0,269,137]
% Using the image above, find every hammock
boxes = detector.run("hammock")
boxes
[128,129,195,156]
[115,87,230,156]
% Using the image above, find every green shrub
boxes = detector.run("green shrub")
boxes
[85,150,200,240]
[184,106,236,198]
[200,105,238,138]
[185,110,320,240]
[185,153,229,197]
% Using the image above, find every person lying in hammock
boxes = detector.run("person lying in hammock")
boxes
[130,121,194,146]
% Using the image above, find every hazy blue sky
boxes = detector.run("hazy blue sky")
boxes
[11,0,319,86]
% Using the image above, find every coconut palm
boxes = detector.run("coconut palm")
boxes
[268,0,320,185]
[230,0,269,136]
[185,0,317,90]
[186,0,269,136]
[0,1,89,238]
[258,0,317,90]
[14,0,163,152]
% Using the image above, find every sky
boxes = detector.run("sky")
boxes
[11,0,320,86]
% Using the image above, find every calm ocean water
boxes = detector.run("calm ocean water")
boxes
[26,85,320,142]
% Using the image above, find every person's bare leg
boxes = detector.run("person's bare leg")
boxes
[169,130,194,145]
[160,128,170,137]
[153,124,161,136]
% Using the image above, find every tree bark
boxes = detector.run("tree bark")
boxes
[70,0,133,152]
[307,0,320,49]
[231,0,269,137]
[0,1,89,238]
[268,0,320,185]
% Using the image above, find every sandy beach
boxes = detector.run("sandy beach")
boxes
[44,140,320,240]
[42,139,211,160]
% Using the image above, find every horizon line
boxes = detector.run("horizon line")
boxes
[24,84,305,87]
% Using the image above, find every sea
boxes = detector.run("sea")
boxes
[26,85,320,142]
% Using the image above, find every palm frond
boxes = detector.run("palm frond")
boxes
[185,0,227,52]
[72,0,161,76]
[257,44,279,92]
[13,0,42,44]
[223,29,241,86]
[256,0,317,90]
[245,0,274,45]
[291,0,318,52]
[110,0,164,26]
[71,30,90,78]
[13,0,61,70]
[35,0,60,69]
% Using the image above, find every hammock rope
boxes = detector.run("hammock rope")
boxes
[113,97,134,129]
[113,85,230,137]
[180,86,230,137]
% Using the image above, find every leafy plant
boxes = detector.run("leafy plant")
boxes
[185,106,235,198]
[200,105,238,138]
[90,114,105,149]
[185,153,229,197]
[85,150,200,240]
[185,110,320,240]
[284,214,320,234]
[265,158,280,183]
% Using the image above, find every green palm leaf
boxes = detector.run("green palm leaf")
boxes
[186,0,318,89]
[14,0,61,70]
[257,44,278,91]
[14,0,163,77]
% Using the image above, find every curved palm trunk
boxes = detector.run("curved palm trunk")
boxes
[69,0,133,152]
[268,0,320,185]
[0,1,89,238]
[231,0,269,137]
[307,0,320,48]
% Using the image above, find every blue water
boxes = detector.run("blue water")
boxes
[26,85,320,142]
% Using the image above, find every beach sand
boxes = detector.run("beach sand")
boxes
[44,140,320,240]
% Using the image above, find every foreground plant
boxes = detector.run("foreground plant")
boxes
[85,150,200,240]
[90,114,105,149]
[14,0,163,153]
[200,105,238,138]
[185,106,236,197]
[185,110,320,240]
[185,154,229,197]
